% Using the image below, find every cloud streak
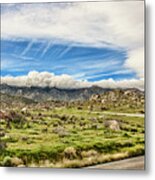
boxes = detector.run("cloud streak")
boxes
[1,1,144,86]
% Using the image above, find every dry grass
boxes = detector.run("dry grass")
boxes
[51,152,129,168]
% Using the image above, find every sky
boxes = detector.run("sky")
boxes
[1,1,144,89]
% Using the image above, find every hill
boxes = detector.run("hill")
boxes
[0,84,109,102]
[82,88,145,113]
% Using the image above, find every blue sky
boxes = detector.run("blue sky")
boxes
[1,38,135,81]
[1,2,144,89]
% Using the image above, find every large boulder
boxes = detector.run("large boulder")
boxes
[104,120,120,131]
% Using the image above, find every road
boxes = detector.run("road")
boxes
[84,111,144,170]
[101,111,144,118]
[90,111,144,118]
[86,156,145,170]
[79,109,144,118]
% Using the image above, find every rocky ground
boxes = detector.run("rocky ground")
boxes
[0,87,145,168]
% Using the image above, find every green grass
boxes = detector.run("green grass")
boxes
[0,107,145,167]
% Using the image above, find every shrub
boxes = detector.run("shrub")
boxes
[64,147,77,160]
[53,127,69,137]
[11,157,24,166]
[60,115,68,121]
[127,145,145,157]
[53,122,59,127]
[2,156,12,167]
[81,150,98,158]
[91,124,99,130]
[0,130,7,150]
[8,111,26,128]
[123,132,131,138]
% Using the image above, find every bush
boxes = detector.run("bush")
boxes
[2,156,24,167]
[53,127,69,137]
[2,156,12,167]
[123,132,131,138]
[81,150,98,158]
[64,147,77,160]
[8,111,26,128]
[0,131,7,151]
[127,145,145,157]
[11,157,24,166]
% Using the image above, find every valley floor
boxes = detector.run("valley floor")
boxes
[0,106,145,169]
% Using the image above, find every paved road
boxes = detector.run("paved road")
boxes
[80,109,144,118]
[81,110,145,117]
[59,108,144,118]
[86,156,145,170]
[91,111,144,118]
[102,112,144,118]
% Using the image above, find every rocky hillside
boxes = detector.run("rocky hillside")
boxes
[0,84,144,113]
[86,89,144,113]
[0,92,35,109]
[0,84,109,102]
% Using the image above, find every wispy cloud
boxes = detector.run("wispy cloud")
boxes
[1,2,144,48]
[21,40,35,56]
[82,69,134,81]
[1,1,144,88]
[1,39,128,80]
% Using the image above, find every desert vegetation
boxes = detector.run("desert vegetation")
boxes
[0,87,145,168]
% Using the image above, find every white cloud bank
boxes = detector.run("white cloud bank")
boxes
[125,47,144,78]
[1,71,144,90]
[1,2,144,49]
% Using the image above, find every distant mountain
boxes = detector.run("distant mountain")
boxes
[0,84,109,102]
[0,84,145,113]
[0,92,35,109]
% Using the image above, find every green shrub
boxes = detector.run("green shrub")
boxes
[2,156,12,167]
[123,132,131,138]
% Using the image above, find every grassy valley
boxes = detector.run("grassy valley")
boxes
[0,86,145,168]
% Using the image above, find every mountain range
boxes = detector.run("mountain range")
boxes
[0,84,109,102]
[0,84,144,113]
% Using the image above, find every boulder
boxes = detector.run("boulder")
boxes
[104,120,120,131]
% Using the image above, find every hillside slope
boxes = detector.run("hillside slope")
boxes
[84,89,144,113]
[0,84,109,102]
